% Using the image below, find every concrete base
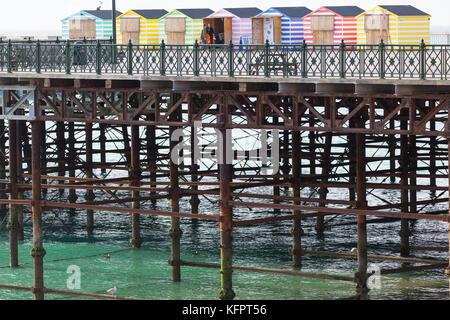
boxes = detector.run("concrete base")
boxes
[395,85,450,95]
[278,83,315,94]
[356,84,395,95]
[315,83,355,94]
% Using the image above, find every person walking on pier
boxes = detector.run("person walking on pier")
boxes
[201,24,207,49]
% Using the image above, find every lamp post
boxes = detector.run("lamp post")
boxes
[112,0,117,44]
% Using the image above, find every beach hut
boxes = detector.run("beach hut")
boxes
[252,7,312,45]
[356,5,431,45]
[62,9,122,40]
[159,9,214,45]
[303,6,364,45]
[203,8,262,45]
[117,9,168,45]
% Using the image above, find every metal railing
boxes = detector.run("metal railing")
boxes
[0,39,448,80]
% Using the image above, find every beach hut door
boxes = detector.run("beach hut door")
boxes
[365,14,389,44]
[263,18,274,44]
[121,17,140,44]
[273,17,282,44]
[165,17,186,45]
[69,19,96,40]
[224,18,233,44]
[252,18,264,44]
[311,14,334,44]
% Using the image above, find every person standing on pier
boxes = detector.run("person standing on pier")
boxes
[207,24,215,44]
[201,24,207,49]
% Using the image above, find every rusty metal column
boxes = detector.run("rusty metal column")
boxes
[389,120,396,183]
[8,119,19,268]
[20,118,32,175]
[130,124,142,248]
[317,97,333,235]
[147,114,157,206]
[17,119,25,241]
[219,94,235,301]
[56,122,65,196]
[399,111,410,257]
[99,120,107,174]
[446,136,450,284]
[409,135,417,215]
[348,109,356,202]
[31,118,45,300]
[355,121,369,300]
[169,103,182,282]
[316,132,332,234]
[272,116,280,211]
[67,122,77,206]
[122,124,131,165]
[85,123,94,234]
[39,116,47,197]
[190,126,200,215]
[291,130,303,268]
[430,119,437,191]
[445,105,450,284]
[0,120,6,218]
[309,119,316,177]
[282,130,290,193]
[219,132,235,300]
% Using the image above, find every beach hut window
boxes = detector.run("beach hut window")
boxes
[311,15,334,31]
[121,17,140,44]
[311,14,334,45]
[69,19,96,40]
[165,17,187,45]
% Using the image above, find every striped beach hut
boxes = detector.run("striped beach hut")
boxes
[356,5,431,45]
[204,8,262,45]
[117,9,168,45]
[252,7,312,45]
[159,9,214,45]
[61,9,122,40]
[303,6,364,45]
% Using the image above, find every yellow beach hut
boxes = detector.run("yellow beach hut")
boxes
[117,9,168,45]
[357,5,431,45]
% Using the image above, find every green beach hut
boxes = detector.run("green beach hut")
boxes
[159,9,214,45]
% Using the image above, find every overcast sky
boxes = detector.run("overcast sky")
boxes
[0,0,448,35]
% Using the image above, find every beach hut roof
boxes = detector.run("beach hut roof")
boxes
[378,5,430,16]
[131,9,168,19]
[272,7,312,18]
[323,6,364,17]
[224,7,262,18]
[84,10,122,20]
[176,9,214,19]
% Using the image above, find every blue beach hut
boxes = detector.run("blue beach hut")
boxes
[252,7,312,45]
[62,9,122,40]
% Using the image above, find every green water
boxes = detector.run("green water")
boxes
[0,188,449,300]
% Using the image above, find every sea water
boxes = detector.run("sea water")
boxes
[0,185,448,300]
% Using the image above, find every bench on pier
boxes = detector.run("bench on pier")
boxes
[249,52,298,76]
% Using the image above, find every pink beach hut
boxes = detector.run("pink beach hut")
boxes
[203,8,262,45]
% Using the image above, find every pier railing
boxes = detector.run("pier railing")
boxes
[0,39,447,80]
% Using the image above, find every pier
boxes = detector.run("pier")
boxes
[0,40,449,300]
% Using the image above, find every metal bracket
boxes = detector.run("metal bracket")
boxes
[0,86,36,120]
